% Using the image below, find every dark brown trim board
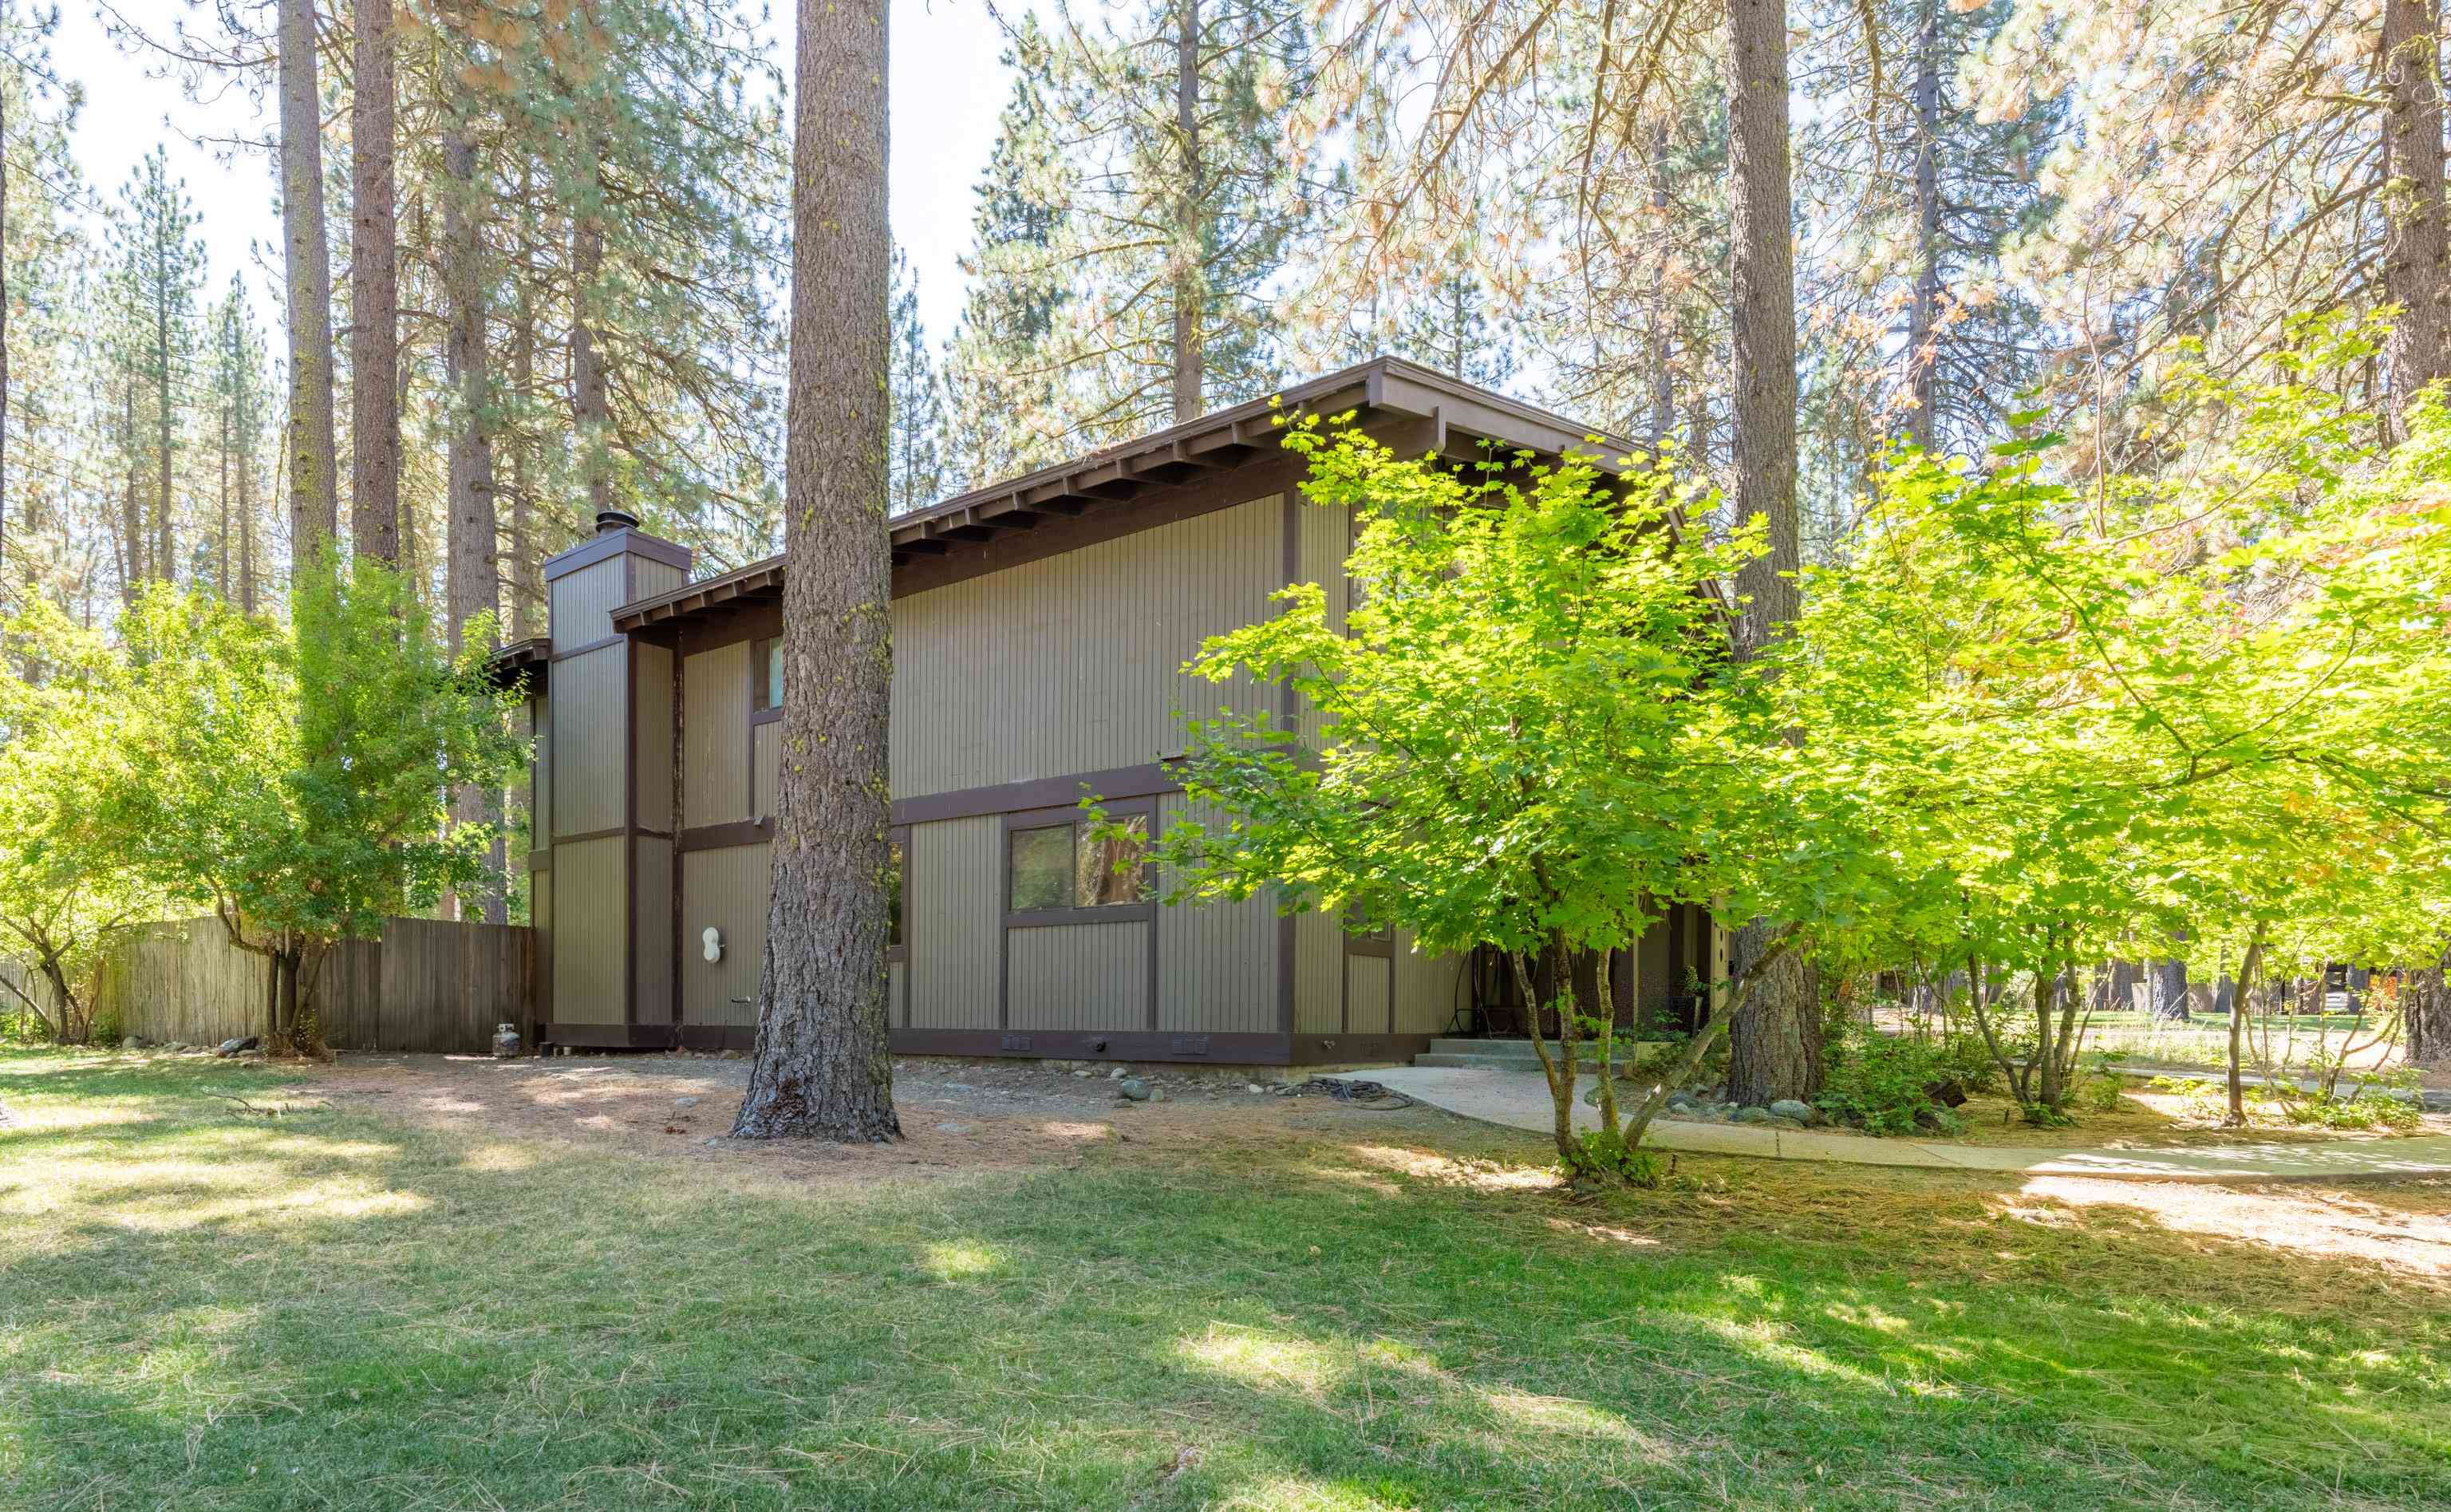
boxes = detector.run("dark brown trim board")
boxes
[546,1021,676,1049]
[542,524,693,582]
[892,1028,1294,1065]
[679,819,773,853]
[894,763,1178,827]
[1291,1032,1435,1067]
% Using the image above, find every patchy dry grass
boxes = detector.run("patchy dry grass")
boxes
[3,1048,2448,1510]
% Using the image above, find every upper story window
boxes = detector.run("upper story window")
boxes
[753,636,783,711]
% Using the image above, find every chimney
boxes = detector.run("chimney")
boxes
[595,507,641,535]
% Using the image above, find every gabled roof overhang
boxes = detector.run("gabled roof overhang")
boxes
[610,355,1650,636]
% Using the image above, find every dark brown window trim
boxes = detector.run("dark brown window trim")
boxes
[679,819,773,853]
[548,632,626,663]
[895,763,1178,827]
[1005,902,1158,930]
[748,707,784,727]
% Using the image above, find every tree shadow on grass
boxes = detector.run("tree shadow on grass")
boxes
[4,1053,2449,1510]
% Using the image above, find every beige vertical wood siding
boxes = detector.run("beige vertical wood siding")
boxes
[908,815,998,1029]
[634,643,675,834]
[1295,499,1353,748]
[1395,936,1466,1034]
[681,842,769,1027]
[533,867,554,1022]
[634,838,674,1024]
[551,558,629,644]
[631,557,687,602]
[1293,910,1341,1033]
[888,495,1282,799]
[1008,923,1147,1030]
[554,835,628,1022]
[551,646,626,836]
[888,961,908,1025]
[683,642,750,827]
[1345,955,1391,1033]
[532,692,555,848]
[1155,793,1278,1033]
[752,720,779,819]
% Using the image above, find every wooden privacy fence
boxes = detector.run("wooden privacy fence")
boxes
[95,918,536,1055]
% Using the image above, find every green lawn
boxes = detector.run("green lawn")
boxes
[4,1048,2447,1510]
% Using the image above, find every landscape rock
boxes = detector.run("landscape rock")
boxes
[1108,1067,1128,1080]
[1117,1076,1151,1101]
[214,1036,260,1059]
[1730,1105,1774,1125]
[1073,1069,1095,1079]
[935,1121,973,1135]
[674,1096,701,1109]
[1769,1114,1809,1131]
[1768,1099,1815,1123]
[1246,1083,1265,1095]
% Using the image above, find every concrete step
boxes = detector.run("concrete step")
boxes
[1415,1039,1670,1072]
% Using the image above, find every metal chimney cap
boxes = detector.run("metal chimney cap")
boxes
[594,507,641,535]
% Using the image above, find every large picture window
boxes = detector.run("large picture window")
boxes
[1005,813,1151,918]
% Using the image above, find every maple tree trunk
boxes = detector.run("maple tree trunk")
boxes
[1170,0,1203,423]
[1722,0,1822,1105]
[2384,0,2449,430]
[730,0,900,1143]
[351,0,401,564]
[278,0,339,560]
[2225,927,2266,1125]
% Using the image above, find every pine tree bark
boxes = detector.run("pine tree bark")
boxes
[153,234,173,583]
[1905,0,1941,452]
[2410,952,2451,1068]
[1,79,10,591]
[1723,0,1822,1106]
[572,214,610,512]
[444,118,503,924]
[2149,957,2189,1021]
[2384,0,2449,431]
[278,0,340,561]
[1169,0,1204,423]
[729,0,900,1143]
[350,0,401,565]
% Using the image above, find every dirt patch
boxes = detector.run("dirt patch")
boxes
[303,1051,1443,1193]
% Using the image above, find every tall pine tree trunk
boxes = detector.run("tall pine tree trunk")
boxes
[120,380,142,600]
[731,0,900,1143]
[1,79,10,593]
[1169,0,1204,422]
[154,254,172,583]
[218,404,231,596]
[2149,957,2189,1021]
[278,0,339,561]
[444,120,504,923]
[2384,0,2449,429]
[1647,127,1675,448]
[2410,950,2451,1068]
[1905,0,1941,452]
[1722,0,1822,1107]
[572,213,610,512]
[351,0,401,565]
[509,162,541,638]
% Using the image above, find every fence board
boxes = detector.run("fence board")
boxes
[93,918,535,1055]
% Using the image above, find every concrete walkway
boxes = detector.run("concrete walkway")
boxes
[1367,1065,2451,1183]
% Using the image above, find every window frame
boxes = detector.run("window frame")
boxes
[1001,801,1157,928]
[751,635,783,713]
[885,823,910,964]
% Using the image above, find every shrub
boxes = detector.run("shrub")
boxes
[1565,1127,1669,1186]
[1818,1029,1952,1137]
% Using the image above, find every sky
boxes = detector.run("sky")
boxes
[47,0,1018,350]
